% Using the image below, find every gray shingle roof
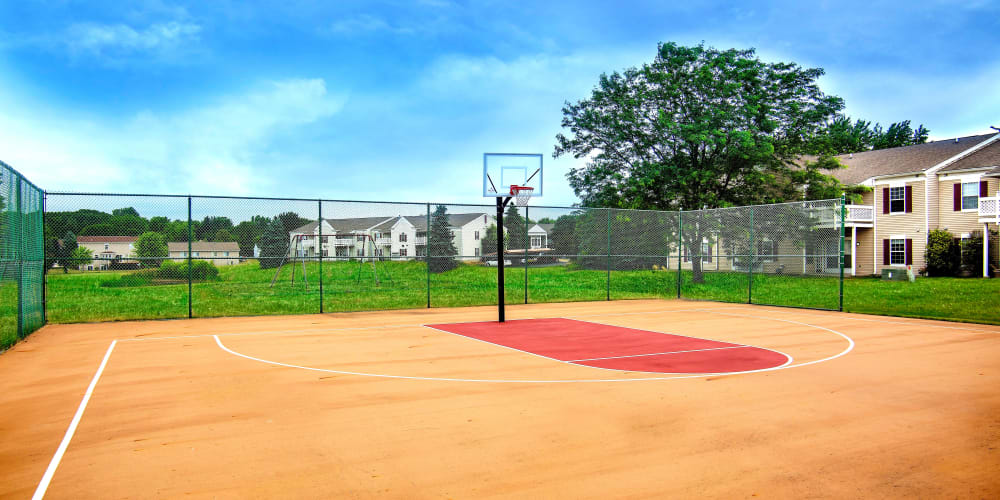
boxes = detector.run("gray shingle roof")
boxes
[939,139,1000,172]
[823,133,998,184]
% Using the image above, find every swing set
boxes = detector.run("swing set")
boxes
[268,232,393,289]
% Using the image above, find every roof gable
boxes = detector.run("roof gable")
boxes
[825,133,998,184]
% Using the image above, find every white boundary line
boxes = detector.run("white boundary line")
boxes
[213,309,849,382]
[692,306,1000,334]
[32,340,117,500]
[569,346,749,362]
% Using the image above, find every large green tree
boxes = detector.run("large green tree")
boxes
[58,231,78,272]
[554,42,846,281]
[134,231,169,267]
[427,205,458,272]
[549,214,580,257]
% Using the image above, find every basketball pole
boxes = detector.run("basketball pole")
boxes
[496,195,513,323]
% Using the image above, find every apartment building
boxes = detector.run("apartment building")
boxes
[290,212,495,261]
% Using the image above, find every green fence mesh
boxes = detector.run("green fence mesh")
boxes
[1,161,45,349]
[38,191,845,326]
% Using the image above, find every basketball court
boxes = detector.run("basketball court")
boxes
[2,299,999,498]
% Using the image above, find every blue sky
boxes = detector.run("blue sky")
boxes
[1,1,998,207]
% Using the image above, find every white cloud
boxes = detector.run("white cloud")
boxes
[326,14,415,36]
[0,78,346,196]
[61,21,202,63]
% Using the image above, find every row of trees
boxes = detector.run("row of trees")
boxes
[44,207,315,267]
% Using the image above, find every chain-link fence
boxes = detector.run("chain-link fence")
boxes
[37,190,846,327]
[1,161,45,349]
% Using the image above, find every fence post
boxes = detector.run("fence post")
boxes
[748,206,754,305]
[187,196,193,319]
[426,203,431,308]
[41,191,47,324]
[524,206,529,304]
[16,174,23,338]
[676,209,683,299]
[318,200,324,314]
[839,194,846,312]
[606,209,611,301]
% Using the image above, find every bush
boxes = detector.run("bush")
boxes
[157,260,219,281]
[924,229,958,277]
[960,233,984,276]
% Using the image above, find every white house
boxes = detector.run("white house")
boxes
[527,223,554,249]
[76,236,138,270]
[289,213,495,261]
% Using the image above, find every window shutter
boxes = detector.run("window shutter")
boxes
[953,183,961,211]
[882,239,890,265]
[981,180,989,197]
[707,244,713,262]
[905,185,913,213]
[882,188,890,214]
[905,239,912,266]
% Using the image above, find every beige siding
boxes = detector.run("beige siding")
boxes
[854,228,875,276]
[926,174,939,233]
[873,180,926,273]
[936,174,999,236]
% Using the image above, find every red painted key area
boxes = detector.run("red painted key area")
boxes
[426,318,788,374]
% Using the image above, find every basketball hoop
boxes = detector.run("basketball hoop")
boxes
[510,185,534,206]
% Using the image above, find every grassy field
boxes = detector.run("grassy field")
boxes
[1,281,15,348]
[38,260,1000,333]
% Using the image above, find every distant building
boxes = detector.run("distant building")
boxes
[290,213,495,261]
[77,236,138,270]
[167,241,241,266]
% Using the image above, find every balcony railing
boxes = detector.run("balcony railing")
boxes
[376,238,391,246]
[415,236,427,245]
[845,204,874,224]
[980,196,999,222]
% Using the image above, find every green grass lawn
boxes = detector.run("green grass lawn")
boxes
[1,281,16,348]
[40,260,1000,330]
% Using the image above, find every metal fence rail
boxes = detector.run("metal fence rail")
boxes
[38,191,846,328]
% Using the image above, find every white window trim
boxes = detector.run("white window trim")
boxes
[960,180,981,212]
[888,186,907,215]
[888,234,907,267]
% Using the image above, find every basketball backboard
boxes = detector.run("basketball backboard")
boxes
[483,153,543,198]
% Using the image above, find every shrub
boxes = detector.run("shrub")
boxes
[924,229,958,277]
[960,232,984,277]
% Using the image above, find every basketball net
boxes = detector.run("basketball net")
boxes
[510,185,534,206]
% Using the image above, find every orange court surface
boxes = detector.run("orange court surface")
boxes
[2,299,999,498]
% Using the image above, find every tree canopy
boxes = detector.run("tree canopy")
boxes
[555,42,849,211]
[809,116,930,155]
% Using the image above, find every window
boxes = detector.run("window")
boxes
[475,248,480,256]
[399,233,407,242]
[104,243,110,250]
[224,252,230,257]
[962,182,979,210]
[193,252,200,257]
[213,252,218,257]
[531,235,543,248]
[889,187,905,213]
[889,239,905,265]
[399,248,407,257]
[701,242,712,262]
[474,230,480,240]
[757,240,776,262]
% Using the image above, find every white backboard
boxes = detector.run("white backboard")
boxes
[483,153,543,198]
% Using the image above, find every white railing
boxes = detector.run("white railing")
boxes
[333,238,355,245]
[846,204,874,223]
[980,196,999,221]
[415,236,427,245]
[376,238,391,246]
